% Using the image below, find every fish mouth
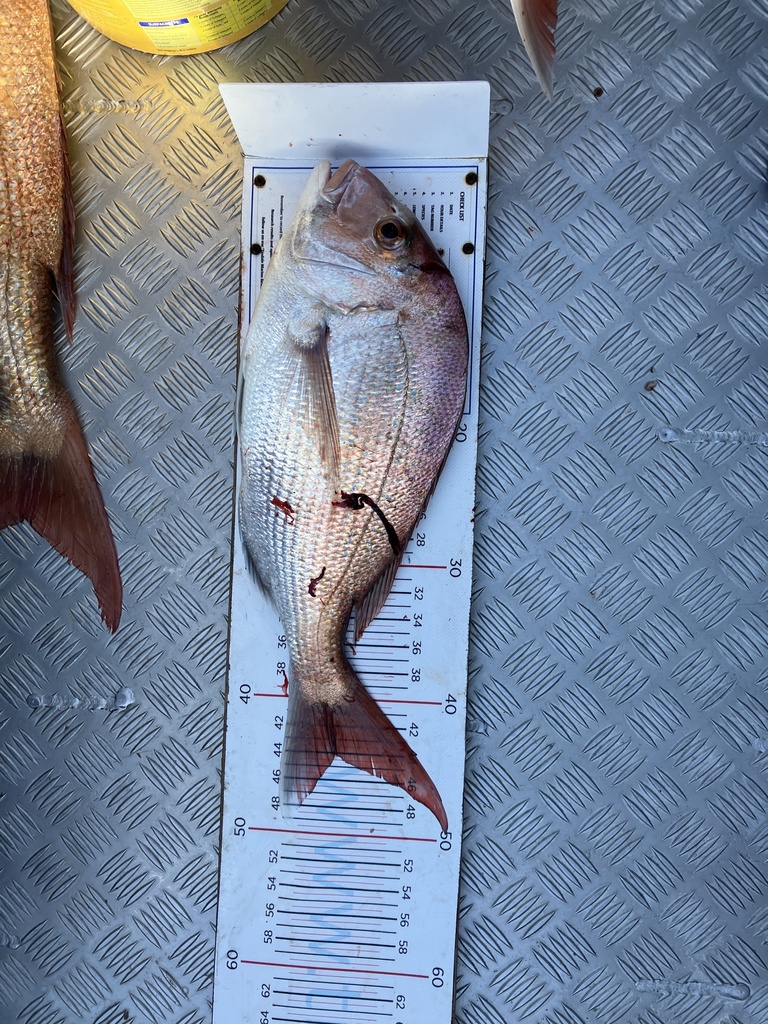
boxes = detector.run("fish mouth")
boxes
[321,159,359,202]
[293,159,376,277]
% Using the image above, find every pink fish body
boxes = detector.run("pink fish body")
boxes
[238,161,469,828]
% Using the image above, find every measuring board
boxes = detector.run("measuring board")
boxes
[215,83,489,1024]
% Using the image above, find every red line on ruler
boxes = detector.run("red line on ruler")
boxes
[380,699,442,706]
[248,826,437,842]
[240,960,429,979]
[403,564,446,569]
[251,696,443,705]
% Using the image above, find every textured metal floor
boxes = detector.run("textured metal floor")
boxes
[1,0,768,1022]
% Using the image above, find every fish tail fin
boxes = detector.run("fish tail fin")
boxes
[511,0,559,99]
[0,396,122,632]
[281,671,447,832]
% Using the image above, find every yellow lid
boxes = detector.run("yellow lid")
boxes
[66,0,289,55]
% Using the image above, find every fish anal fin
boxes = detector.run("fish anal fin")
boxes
[511,0,559,99]
[0,397,122,631]
[281,676,447,832]
[290,316,341,481]
[354,555,403,642]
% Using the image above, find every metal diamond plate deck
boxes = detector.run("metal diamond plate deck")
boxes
[2,0,768,1021]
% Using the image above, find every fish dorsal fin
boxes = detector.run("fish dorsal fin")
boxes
[353,553,403,642]
[57,111,76,342]
[510,0,558,99]
[290,316,341,482]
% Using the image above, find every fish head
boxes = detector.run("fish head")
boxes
[287,160,453,311]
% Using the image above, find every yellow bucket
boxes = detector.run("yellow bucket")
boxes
[65,0,289,55]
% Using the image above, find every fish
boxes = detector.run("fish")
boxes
[0,0,122,631]
[510,0,559,99]
[238,160,469,830]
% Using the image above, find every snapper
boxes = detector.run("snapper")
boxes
[0,0,122,630]
[238,160,468,829]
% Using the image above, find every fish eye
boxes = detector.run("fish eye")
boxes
[374,218,409,251]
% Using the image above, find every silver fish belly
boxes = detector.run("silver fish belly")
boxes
[238,160,468,829]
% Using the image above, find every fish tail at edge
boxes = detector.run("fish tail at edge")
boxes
[511,0,559,99]
[281,671,448,832]
[0,395,122,632]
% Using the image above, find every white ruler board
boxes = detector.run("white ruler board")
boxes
[216,83,489,1024]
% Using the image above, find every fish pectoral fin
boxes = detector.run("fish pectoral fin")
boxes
[290,316,341,481]
[281,674,447,831]
[510,0,558,99]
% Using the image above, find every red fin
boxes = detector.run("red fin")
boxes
[0,400,122,632]
[281,675,448,831]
